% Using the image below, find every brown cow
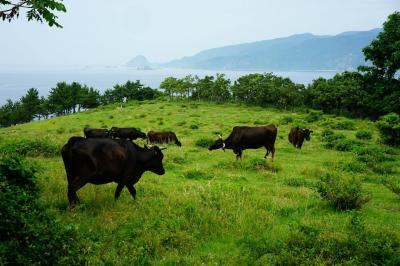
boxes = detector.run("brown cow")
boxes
[147,131,182,146]
[208,125,277,160]
[288,127,313,149]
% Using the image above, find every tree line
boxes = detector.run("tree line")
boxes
[0,81,160,127]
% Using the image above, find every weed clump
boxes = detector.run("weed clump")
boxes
[322,132,362,151]
[190,124,199,129]
[317,173,370,210]
[376,113,400,147]
[184,170,213,180]
[280,115,294,125]
[332,119,356,130]
[237,216,400,265]
[0,139,60,157]
[384,178,400,197]
[195,138,215,148]
[306,110,323,122]
[356,129,373,140]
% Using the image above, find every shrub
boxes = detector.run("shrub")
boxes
[333,138,362,151]
[376,113,400,147]
[322,132,362,151]
[280,115,294,125]
[195,138,215,148]
[56,127,65,134]
[184,170,213,180]
[0,156,87,265]
[332,119,356,130]
[384,178,400,196]
[237,217,400,265]
[356,129,373,140]
[190,124,199,129]
[317,173,370,210]
[0,139,60,157]
[306,110,323,122]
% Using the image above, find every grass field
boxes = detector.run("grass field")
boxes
[0,100,399,265]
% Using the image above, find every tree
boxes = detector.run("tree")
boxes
[160,77,178,100]
[0,0,66,27]
[361,12,400,81]
[20,88,41,122]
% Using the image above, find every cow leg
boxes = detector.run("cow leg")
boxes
[264,147,270,159]
[68,178,87,208]
[238,150,243,160]
[114,183,125,200]
[127,184,137,199]
[271,147,275,162]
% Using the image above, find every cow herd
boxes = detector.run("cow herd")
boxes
[61,125,312,207]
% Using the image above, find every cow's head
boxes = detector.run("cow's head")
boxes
[142,145,166,175]
[208,135,225,151]
[303,129,313,141]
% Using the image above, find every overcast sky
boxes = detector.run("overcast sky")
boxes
[0,0,398,65]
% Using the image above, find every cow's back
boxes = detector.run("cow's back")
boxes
[62,138,135,183]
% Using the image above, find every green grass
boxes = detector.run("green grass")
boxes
[1,100,399,265]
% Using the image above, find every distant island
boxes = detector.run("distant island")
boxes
[126,55,153,70]
[129,28,381,71]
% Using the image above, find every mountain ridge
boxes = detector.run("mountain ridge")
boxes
[159,28,381,71]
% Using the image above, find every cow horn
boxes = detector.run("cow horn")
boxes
[160,147,167,150]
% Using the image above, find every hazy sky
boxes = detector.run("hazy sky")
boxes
[0,0,398,65]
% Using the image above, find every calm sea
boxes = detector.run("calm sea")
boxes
[0,66,338,104]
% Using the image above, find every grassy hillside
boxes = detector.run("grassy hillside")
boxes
[0,100,399,265]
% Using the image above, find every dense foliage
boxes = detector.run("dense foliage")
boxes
[0,0,66,27]
[0,156,86,265]
[376,113,400,147]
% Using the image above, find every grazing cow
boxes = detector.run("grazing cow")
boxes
[147,131,182,146]
[61,136,166,207]
[110,127,147,141]
[288,127,313,149]
[208,125,277,160]
[83,128,110,138]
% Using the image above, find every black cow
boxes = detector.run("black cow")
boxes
[288,127,313,149]
[147,131,182,146]
[110,127,147,141]
[84,128,110,138]
[208,125,277,160]
[61,136,166,207]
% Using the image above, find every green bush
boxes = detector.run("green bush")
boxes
[384,178,400,197]
[280,115,294,125]
[317,173,370,210]
[0,156,87,265]
[237,217,400,265]
[195,138,215,148]
[190,124,199,129]
[322,132,362,151]
[332,119,356,130]
[184,170,213,180]
[0,139,60,157]
[376,113,400,147]
[356,129,373,140]
[306,110,323,122]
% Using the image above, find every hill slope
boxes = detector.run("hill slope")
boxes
[164,29,380,71]
[0,100,399,264]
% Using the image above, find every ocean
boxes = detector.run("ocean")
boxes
[0,65,338,104]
